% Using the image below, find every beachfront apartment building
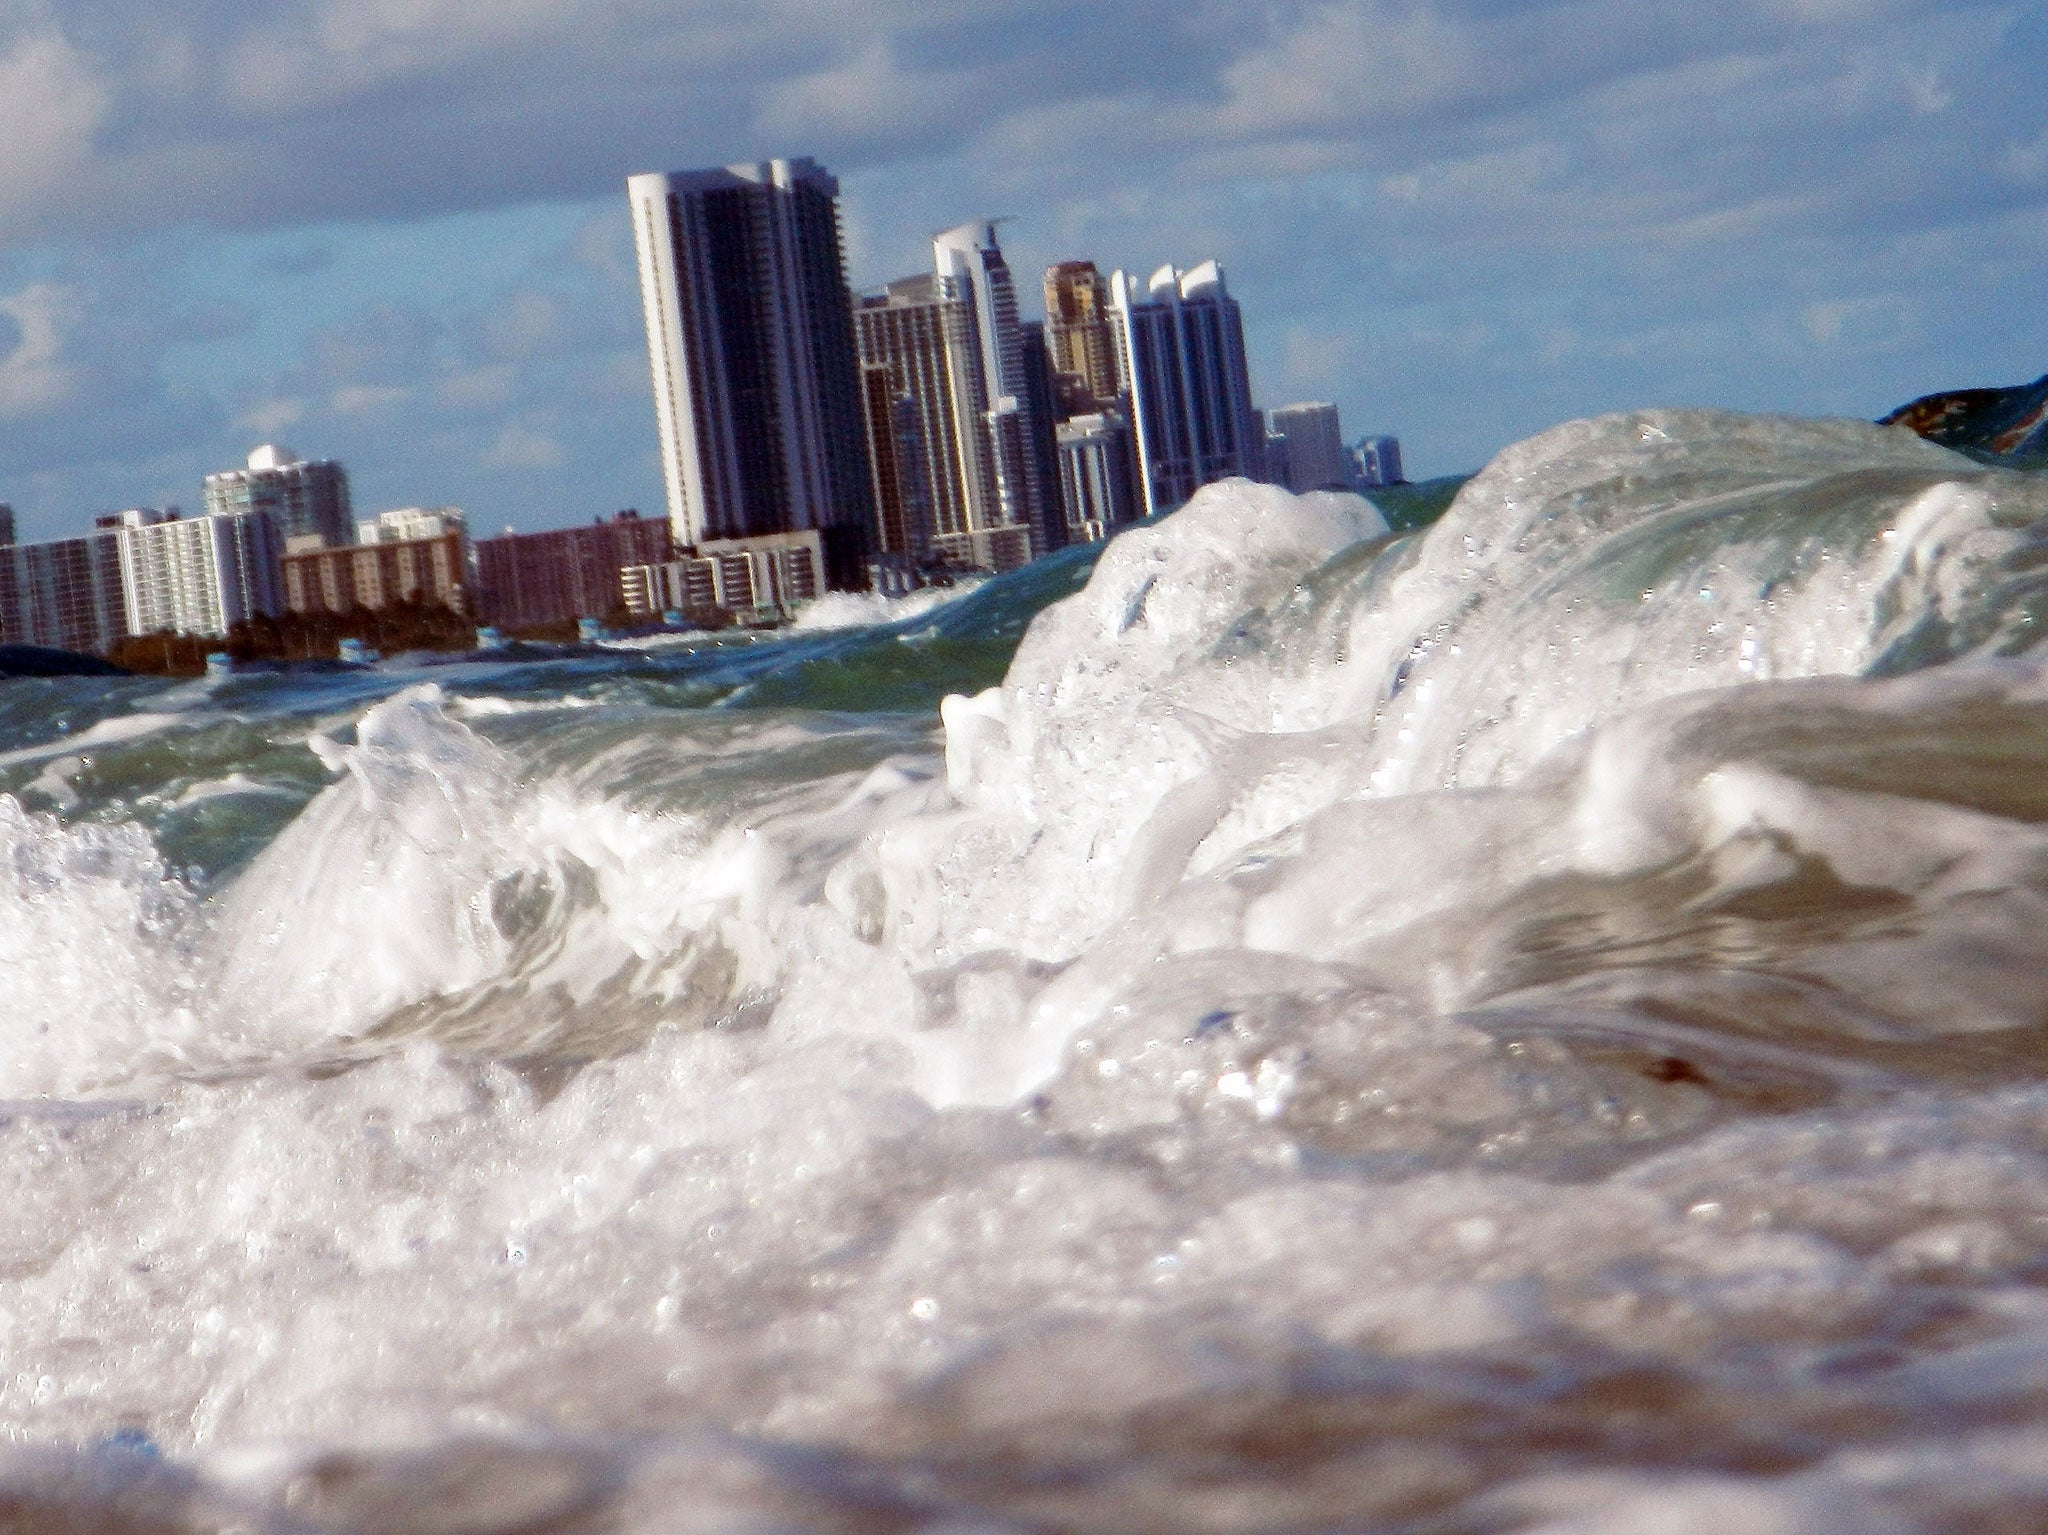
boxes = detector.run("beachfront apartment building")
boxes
[1109,261,1264,516]
[627,159,875,588]
[114,507,285,639]
[204,445,353,549]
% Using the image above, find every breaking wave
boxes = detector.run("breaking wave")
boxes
[6,410,2048,1530]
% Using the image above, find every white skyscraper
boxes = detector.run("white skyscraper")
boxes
[115,508,283,639]
[931,220,1052,545]
[1109,261,1263,516]
[627,159,875,587]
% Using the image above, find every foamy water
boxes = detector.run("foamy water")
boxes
[6,411,2048,1531]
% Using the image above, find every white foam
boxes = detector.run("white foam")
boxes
[5,413,2048,1529]
[789,580,984,632]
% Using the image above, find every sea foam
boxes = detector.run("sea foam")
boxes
[2,412,2048,1529]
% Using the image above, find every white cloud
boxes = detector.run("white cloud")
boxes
[330,382,411,414]
[0,282,83,418]
[0,25,109,229]
[754,41,983,145]
[483,419,564,470]
[235,397,306,437]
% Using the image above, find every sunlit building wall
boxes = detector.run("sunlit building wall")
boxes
[115,508,284,639]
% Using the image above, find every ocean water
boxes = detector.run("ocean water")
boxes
[7,410,2048,1531]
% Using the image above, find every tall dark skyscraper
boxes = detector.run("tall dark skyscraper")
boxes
[627,159,876,588]
[1110,261,1264,516]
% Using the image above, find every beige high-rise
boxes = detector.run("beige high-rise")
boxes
[1043,261,1120,408]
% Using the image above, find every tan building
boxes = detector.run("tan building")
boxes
[1043,260,1120,409]
[283,530,469,616]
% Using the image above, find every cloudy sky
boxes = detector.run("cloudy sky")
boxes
[1,0,2044,541]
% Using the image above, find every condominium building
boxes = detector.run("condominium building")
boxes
[859,362,936,567]
[621,530,824,622]
[1055,410,1141,543]
[1267,402,1350,493]
[472,511,671,631]
[627,159,874,587]
[204,445,352,549]
[933,220,1052,546]
[855,275,989,560]
[1109,261,1264,515]
[0,526,128,654]
[358,506,466,545]
[854,223,1049,574]
[114,508,285,639]
[1043,261,1120,408]
[283,529,470,616]
[1018,322,1067,555]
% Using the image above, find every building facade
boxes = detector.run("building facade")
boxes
[1017,322,1067,554]
[358,506,466,545]
[855,275,991,561]
[1109,261,1264,516]
[115,508,285,639]
[204,445,352,548]
[1043,260,1120,408]
[0,527,128,654]
[1350,436,1405,487]
[627,159,874,587]
[472,511,672,631]
[1055,410,1142,544]
[283,530,470,616]
[932,220,1051,548]
[621,530,824,622]
[854,224,1050,574]
[1267,402,1350,493]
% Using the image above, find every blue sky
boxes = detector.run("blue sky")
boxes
[2,0,2045,541]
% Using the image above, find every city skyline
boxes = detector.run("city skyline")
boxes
[1,2,2045,542]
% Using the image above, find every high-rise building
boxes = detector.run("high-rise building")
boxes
[932,220,1052,547]
[204,445,352,549]
[1056,410,1141,544]
[0,527,128,654]
[115,508,285,639]
[1017,322,1067,555]
[855,275,990,559]
[627,159,875,588]
[1267,402,1350,493]
[1350,436,1404,487]
[0,505,14,548]
[859,362,935,567]
[1109,261,1264,516]
[1043,261,1120,408]
[853,225,1049,575]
